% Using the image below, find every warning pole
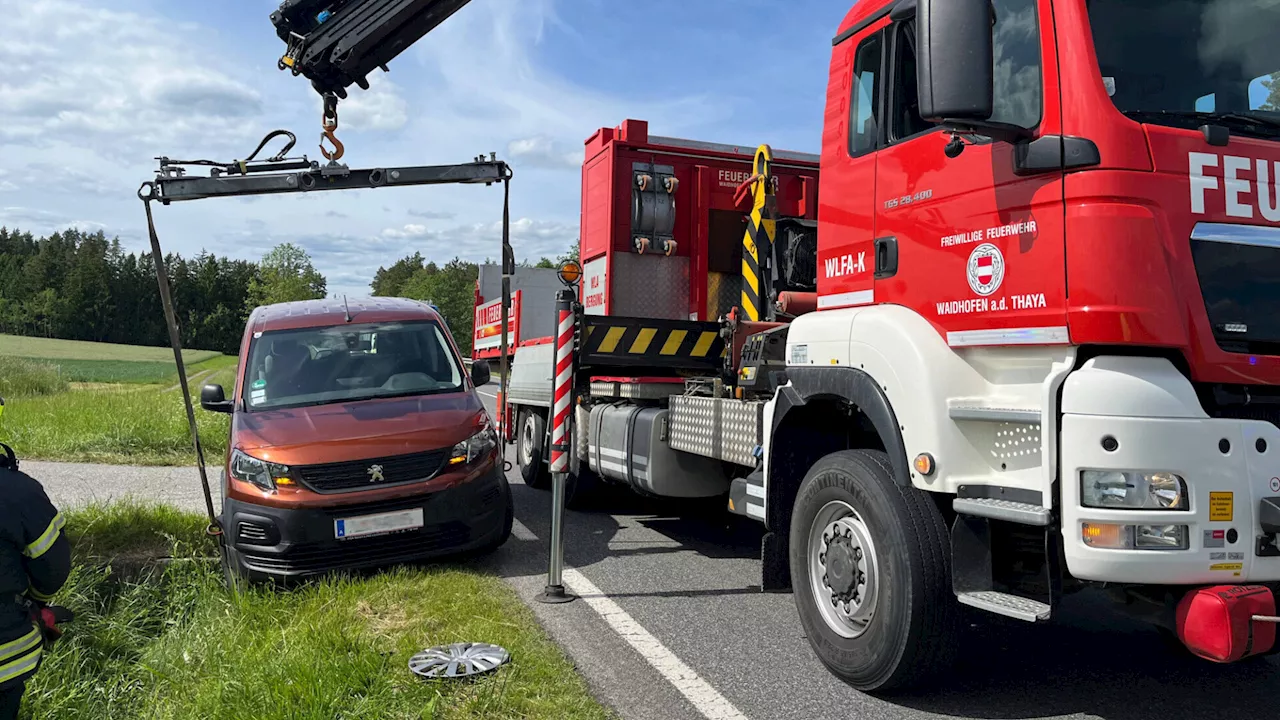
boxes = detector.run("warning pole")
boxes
[538,286,577,604]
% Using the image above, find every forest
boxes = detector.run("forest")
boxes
[0,226,571,357]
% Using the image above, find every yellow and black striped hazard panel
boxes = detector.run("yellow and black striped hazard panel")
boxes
[579,317,725,370]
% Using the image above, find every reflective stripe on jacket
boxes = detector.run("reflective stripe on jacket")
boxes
[0,468,69,688]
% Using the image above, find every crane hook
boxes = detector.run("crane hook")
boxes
[320,93,345,162]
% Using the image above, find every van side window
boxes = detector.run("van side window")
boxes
[990,0,1042,128]
[849,32,883,157]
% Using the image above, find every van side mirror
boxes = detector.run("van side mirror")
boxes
[200,384,234,414]
[470,359,491,388]
[916,0,995,122]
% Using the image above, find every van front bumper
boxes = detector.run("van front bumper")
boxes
[223,465,509,582]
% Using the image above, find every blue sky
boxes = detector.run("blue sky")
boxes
[0,0,851,297]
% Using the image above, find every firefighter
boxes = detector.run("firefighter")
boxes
[0,436,71,720]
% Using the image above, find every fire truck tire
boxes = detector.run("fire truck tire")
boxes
[789,449,958,692]
[517,409,552,490]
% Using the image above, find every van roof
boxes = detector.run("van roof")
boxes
[249,297,443,334]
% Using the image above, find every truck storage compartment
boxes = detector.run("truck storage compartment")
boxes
[587,404,731,498]
[669,396,765,467]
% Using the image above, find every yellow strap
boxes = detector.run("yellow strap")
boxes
[27,584,55,602]
[0,645,42,685]
[0,627,40,662]
[24,512,65,559]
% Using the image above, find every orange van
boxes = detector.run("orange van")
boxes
[199,297,511,582]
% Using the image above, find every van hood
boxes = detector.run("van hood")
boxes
[231,392,487,466]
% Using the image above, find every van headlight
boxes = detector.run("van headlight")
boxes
[230,449,291,491]
[449,423,497,467]
[1081,470,1188,510]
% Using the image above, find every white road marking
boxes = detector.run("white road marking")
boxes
[477,391,498,399]
[511,518,538,541]
[562,568,749,720]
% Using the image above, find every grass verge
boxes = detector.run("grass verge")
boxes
[22,501,612,720]
[0,356,239,465]
[0,356,68,397]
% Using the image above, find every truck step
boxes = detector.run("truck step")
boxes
[948,406,1042,424]
[957,591,1052,622]
[728,473,766,522]
[953,497,1051,526]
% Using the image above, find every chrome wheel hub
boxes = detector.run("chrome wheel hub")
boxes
[808,500,879,638]
[520,415,535,465]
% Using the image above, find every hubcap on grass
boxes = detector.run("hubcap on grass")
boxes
[809,500,879,639]
[408,642,510,679]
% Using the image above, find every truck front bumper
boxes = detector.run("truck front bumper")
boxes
[1060,357,1280,585]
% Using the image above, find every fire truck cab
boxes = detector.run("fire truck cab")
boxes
[508,0,1280,692]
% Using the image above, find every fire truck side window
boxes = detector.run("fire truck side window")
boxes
[890,21,935,141]
[990,0,1043,129]
[848,32,884,157]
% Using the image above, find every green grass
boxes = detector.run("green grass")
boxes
[0,356,69,397]
[0,334,220,364]
[21,502,611,720]
[0,335,230,386]
[48,359,194,385]
[0,356,239,465]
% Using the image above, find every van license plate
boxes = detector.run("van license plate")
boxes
[335,508,424,540]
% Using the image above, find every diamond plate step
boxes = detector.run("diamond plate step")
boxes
[953,497,1051,526]
[957,591,1052,622]
[948,406,1042,424]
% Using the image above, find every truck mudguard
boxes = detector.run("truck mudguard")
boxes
[768,366,909,527]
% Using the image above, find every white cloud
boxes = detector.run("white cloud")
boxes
[60,219,108,233]
[408,209,456,220]
[0,0,728,297]
[336,74,409,132]
[382,223,430,239]
[0,1,270,156]
[507,135,581,170]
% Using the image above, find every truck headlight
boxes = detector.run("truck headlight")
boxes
[1082,523,1189,550]
[449,422,497,466]
[230,448,291,492]
[1081,471,1188,510]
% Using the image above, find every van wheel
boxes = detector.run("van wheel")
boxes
[478,473,515,554]
[517,409,551,490]
[789,450,958,692]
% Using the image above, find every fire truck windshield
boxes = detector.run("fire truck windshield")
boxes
[1088,0,1280,139]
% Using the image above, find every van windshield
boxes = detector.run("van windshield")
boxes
[242,320,464,411]
[1088,0,1280,139]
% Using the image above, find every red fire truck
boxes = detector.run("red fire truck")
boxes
[505,0,1280,692]
[472,265,561,361]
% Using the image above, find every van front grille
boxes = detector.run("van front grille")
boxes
[295,448,450,493]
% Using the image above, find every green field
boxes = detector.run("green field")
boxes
[0,335,222,386]
[0,334,220,363]
[0,336,237,465]
[21,502,612,720]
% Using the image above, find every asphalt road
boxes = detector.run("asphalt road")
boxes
[25,383,1280,720]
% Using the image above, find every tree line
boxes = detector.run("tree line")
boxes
[0,224,577,358]
[0,227,325,355]
[369,245,575,356]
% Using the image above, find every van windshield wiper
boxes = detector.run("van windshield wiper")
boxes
[1124,110,1280,138]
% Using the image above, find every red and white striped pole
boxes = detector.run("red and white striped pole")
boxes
[539,286,577,604]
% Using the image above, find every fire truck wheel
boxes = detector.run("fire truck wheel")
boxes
[517,409,552,490]
[789,449,958,692]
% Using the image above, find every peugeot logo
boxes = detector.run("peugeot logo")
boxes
[367,464,385,483]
